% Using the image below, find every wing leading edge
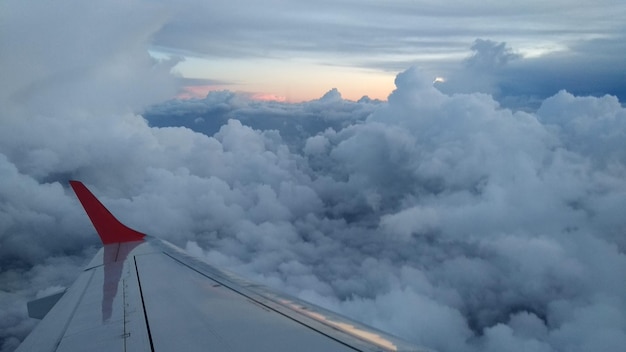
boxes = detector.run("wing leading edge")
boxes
[17,181,431,352]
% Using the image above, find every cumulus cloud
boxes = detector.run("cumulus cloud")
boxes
[142,68,626,352]
[437,39,522,97]
[439,39,626,109]
[465,39,522,70]
[2,1,626,352]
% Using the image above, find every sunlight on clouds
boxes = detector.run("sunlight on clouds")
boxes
[249,93,288,102]
[516,43,569,59]
[178,85,228,99]
[148,49,172,61]
[172,56,395,102]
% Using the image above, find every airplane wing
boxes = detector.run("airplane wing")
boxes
[16,181,430,352]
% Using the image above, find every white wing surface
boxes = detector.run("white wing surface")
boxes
[16,181,430,352]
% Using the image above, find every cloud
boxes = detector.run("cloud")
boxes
[0,0,179,116]
[144,67,626,352]
[439,38,626,109]
[95,67,626,352]
[151,1,625,65]
[2,1,626,352]
[465,39,522,70]
[144,88,382,150]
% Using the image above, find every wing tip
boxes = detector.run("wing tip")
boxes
[70,180,146,244]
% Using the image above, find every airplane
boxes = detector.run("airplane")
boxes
[16,180,431,352]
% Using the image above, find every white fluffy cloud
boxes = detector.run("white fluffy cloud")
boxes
[2,1,626,352]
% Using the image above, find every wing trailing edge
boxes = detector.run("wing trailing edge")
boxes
[69,180,145,244]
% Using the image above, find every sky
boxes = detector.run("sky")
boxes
[1,1,626,352]
[145,0,626,102]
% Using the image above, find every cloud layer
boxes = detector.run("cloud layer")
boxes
[153,0,626,102]
[2,1,626,352]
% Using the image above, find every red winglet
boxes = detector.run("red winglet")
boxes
[70,181,146,244]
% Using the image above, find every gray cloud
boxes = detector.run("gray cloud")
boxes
[147,68,626,352]
[152,0,625,61]
[465,39,522,70]
[439,38,626,109]
[2,1,626,352]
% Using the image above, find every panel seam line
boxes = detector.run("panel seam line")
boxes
[134,256,156,352]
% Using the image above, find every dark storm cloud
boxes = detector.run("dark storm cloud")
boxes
[499,36,626,103]
[438,38,626,109]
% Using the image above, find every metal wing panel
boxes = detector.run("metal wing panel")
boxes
[15,269,94,352]
[16,242,153,352]
[18,236,428,352]
[154,239,429,352]
[134,250,359,352]
[56,242,151,352]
